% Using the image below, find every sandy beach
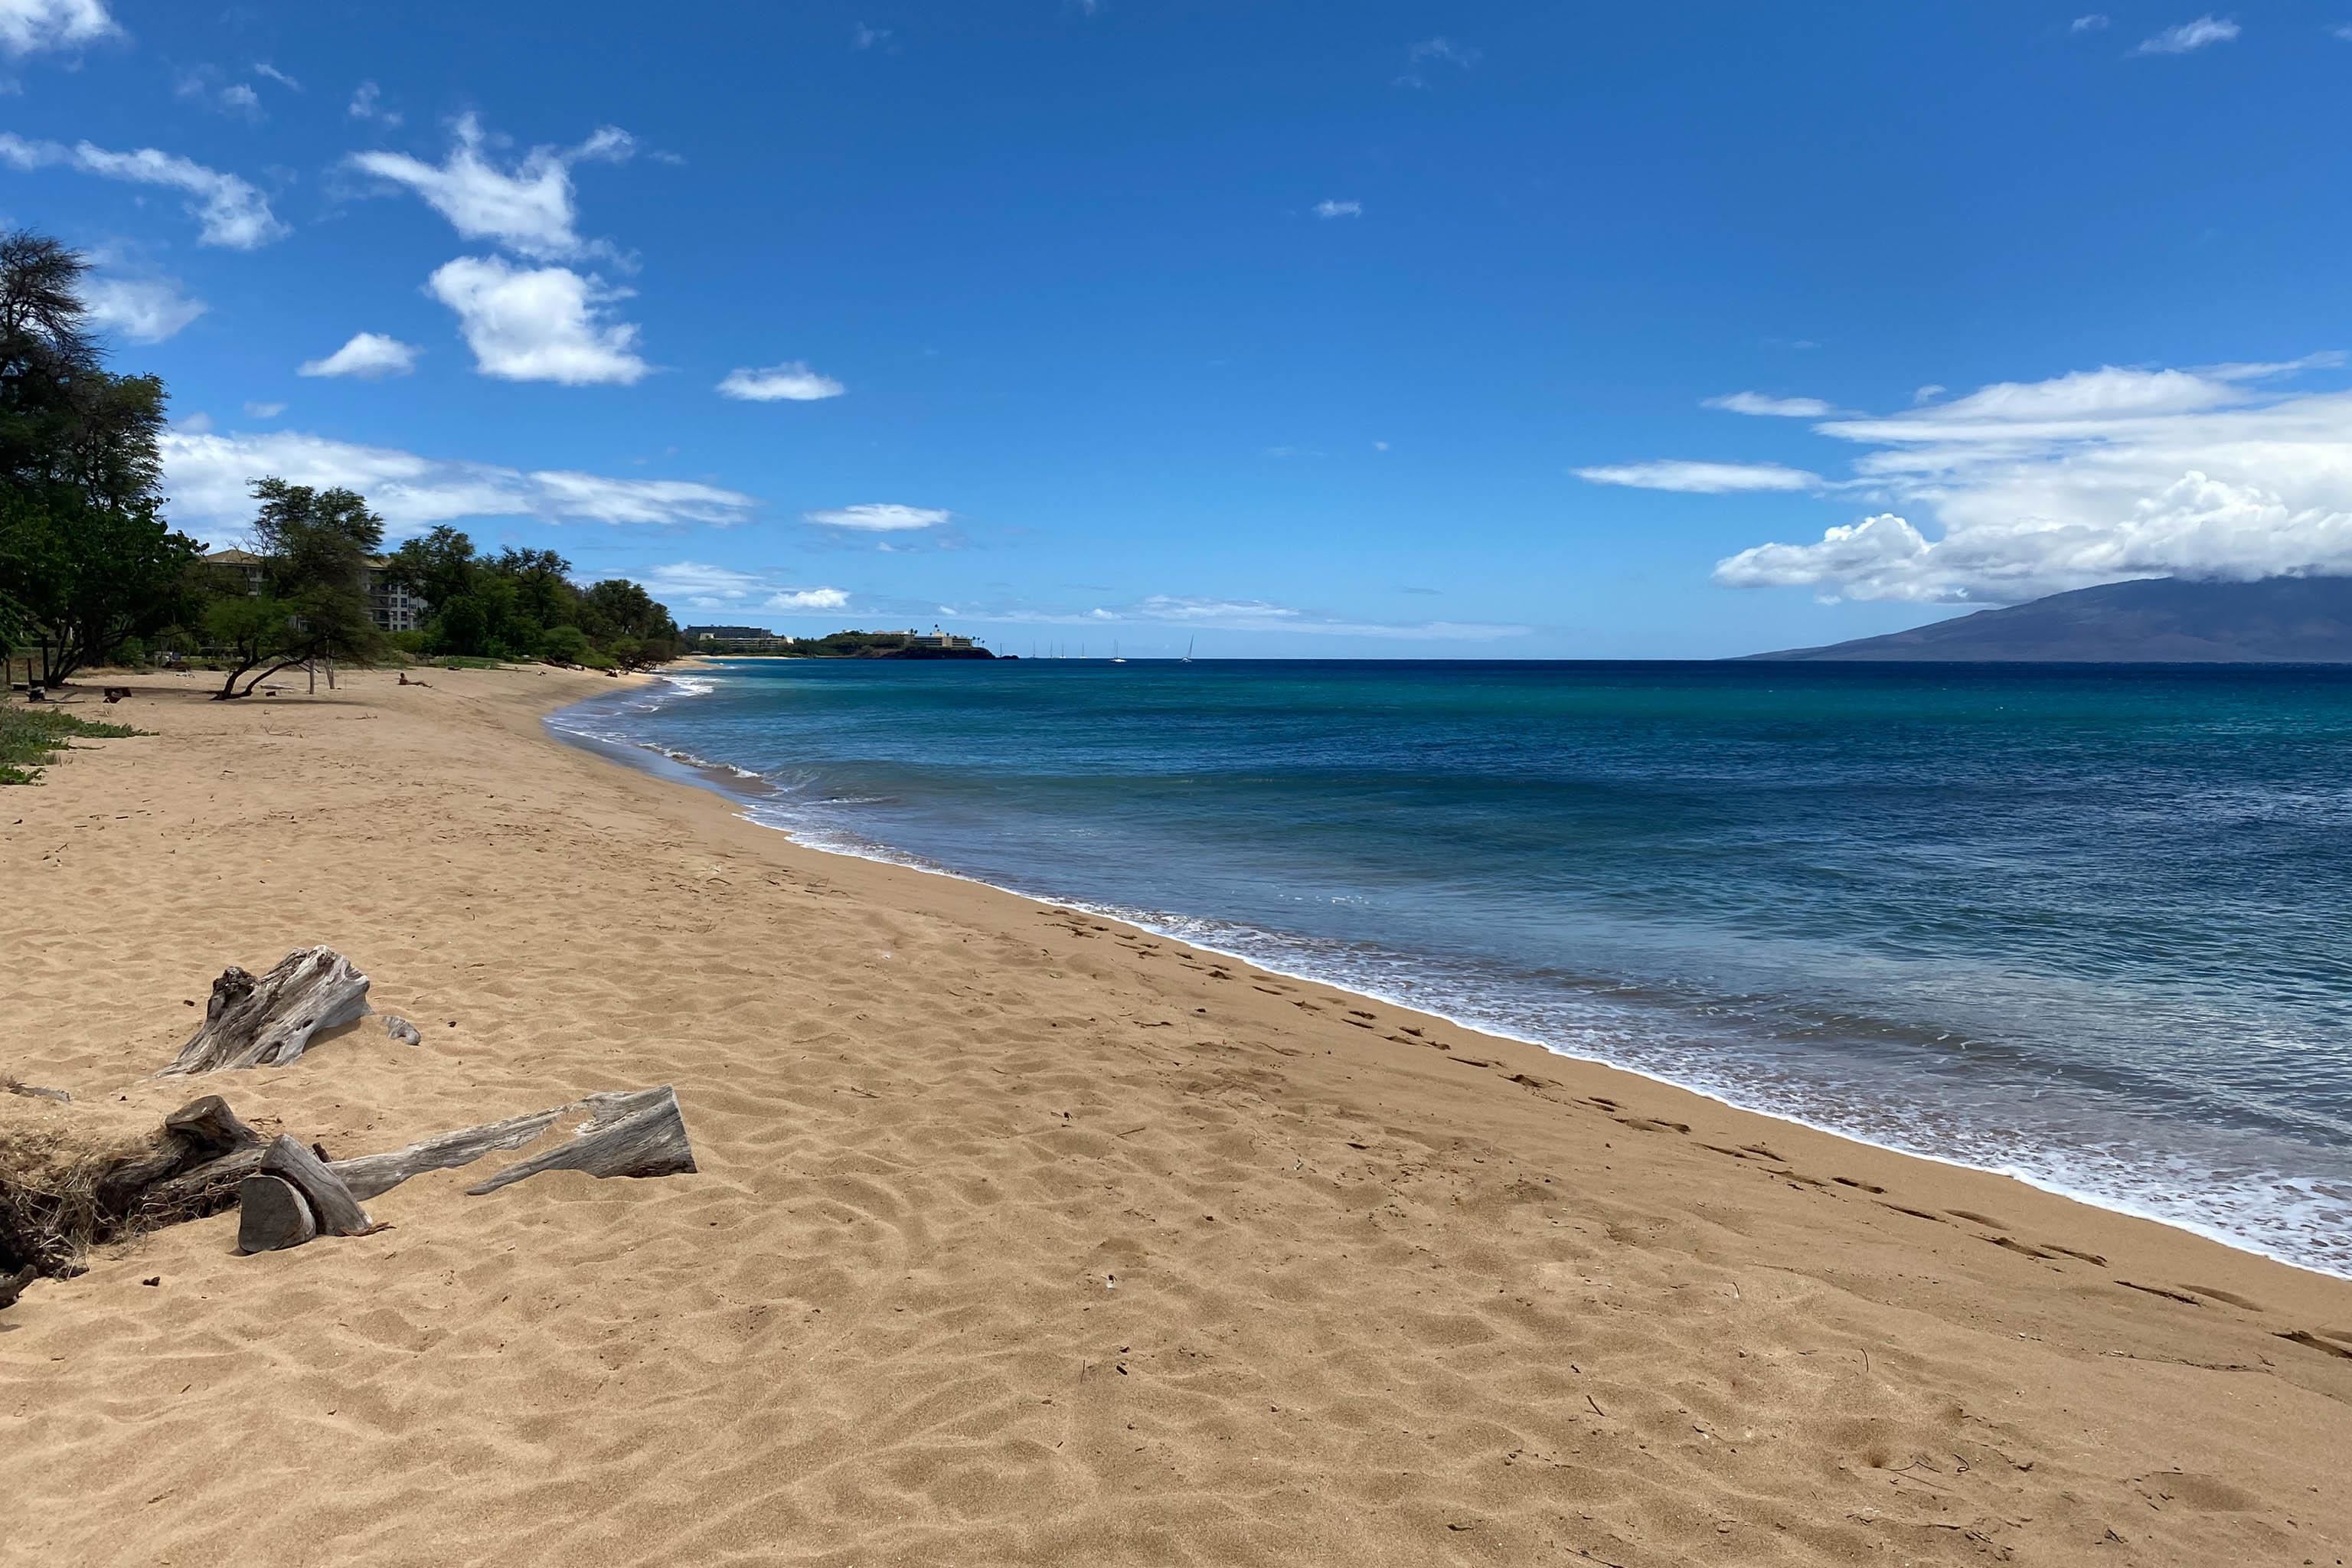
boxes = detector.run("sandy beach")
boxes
[5,665,2350,1568]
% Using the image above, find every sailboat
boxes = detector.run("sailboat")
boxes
[1181,638,1194,664]
[1111,641,1126,665]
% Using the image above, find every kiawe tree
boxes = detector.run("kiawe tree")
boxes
[204,479,388,699]
[0,230,198,682]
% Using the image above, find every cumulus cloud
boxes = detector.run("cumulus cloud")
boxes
[804,503,950,532]
[0,135,286,247]
[1573,459,1822,493]
[1709,358,2352,603]
[160,427,756,537]
[297,331,420,379]
[1704,390,1836,417]
[0,0,114,55]
[83,273,205,342]
[2132,15,2239,54]
[717,361,844,401]
[348,113,632,261]
[175,66,265,119]
[426,256,648,385]
[635,562,846,614]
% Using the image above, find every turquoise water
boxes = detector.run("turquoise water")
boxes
[550,658,2352,1276]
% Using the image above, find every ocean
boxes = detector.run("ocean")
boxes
[548,658,2352,1278]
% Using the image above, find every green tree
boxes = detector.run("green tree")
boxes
[0,230,198,683]
[207,479,387,698]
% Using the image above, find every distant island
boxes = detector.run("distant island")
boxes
[683,626,1001,660]
[1749,576,2352,663]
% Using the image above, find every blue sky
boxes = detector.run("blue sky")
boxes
[6,2,2352,656]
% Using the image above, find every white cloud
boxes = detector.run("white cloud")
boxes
[717,361,845,401]
[348,113,632,261]
[1312,198,1361,219]
[1711,356,2352,603]
[1574,459,1822,493]
[851,22,890,49]
[348,80,400,126]
[243,400,285,418]
[1704,390,1835,417]
[769,586,849,610]
[426,255,648,385]
[2133,15,2239,54]
[83,273,204,341]
[976,594,1526,642]
[175,66,263,119]
[2071,13,2109,31]
[634,562,846,614]
[297,331,420,378]
[252,62,299,90]
[0,0,113,55]
[804,503,950,532]
[160,428,756,537]
[1407,36,1480,67]
[0,135,286,247]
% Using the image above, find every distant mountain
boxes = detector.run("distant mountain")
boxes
[1750,576,2352,662]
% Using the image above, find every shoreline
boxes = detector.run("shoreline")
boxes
[8,664,2350,1566]
[551,670,2351,1285]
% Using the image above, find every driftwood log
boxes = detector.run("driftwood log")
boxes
[2,1079,71,1104]
[1,1263,34,1310]
[384,1016,421,1047]
[162,947,371,1074]
[329,1106,564,1200]
[235,1174,317,1253]
[257,1135,374,1236]
[466,1086,697,1194]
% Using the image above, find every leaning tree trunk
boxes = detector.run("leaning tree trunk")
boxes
[161,948,371,1074]
[466,1086,697,1194]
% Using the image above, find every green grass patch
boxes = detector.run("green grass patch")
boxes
[0,706,148,785]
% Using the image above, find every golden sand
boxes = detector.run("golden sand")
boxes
[5,665,2349,1566]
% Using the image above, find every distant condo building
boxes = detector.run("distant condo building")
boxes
[201,549,431,633]
[684,625,776,642]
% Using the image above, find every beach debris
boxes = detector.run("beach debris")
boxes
[465,1086,698,1194]
[329,1104,567,1200]
[235,1174,317,1252]
[162,946,372,1075]
[2,1078,70,1104]
[0,1263,33,1310]
[384,1015,422,1047]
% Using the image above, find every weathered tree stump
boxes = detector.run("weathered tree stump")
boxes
[256,1136,373,1237]
[235,1174,317,1253]
[467,1086,697,1194]
[162,947,372,1074]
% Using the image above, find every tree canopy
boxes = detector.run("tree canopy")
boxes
[0,230,198,680]
[381,526,680,668]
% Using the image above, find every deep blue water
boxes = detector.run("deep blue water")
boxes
[550,658,2352,1276]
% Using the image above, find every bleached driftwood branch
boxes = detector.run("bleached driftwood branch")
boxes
[466,1086,697,1194]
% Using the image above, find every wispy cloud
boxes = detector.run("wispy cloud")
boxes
[0,134,286,247]
[348,80,400,126]
[2071,13,2109,31]
[717,361,845,401]
[161,427,758,537]
[851,22,890,49]
[243,400,284,419]
[2132,15,2239,54]
[298,331,420,379]
[0,0,116,57]
[1312,198,1361,219]
[1574,459,1823,493]
[83,273,205,342]
[1706,356,2352,603]
[175,66,263,119]
[805,503,949,532]
[427,256,648,386]
[1704,390,1836,418]
[348,113,633,262]
[1396,34,1479,87]
[637,562,847,613]
[972,594,1526,642]
[83,273,206,342]
[252,61,299,90]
